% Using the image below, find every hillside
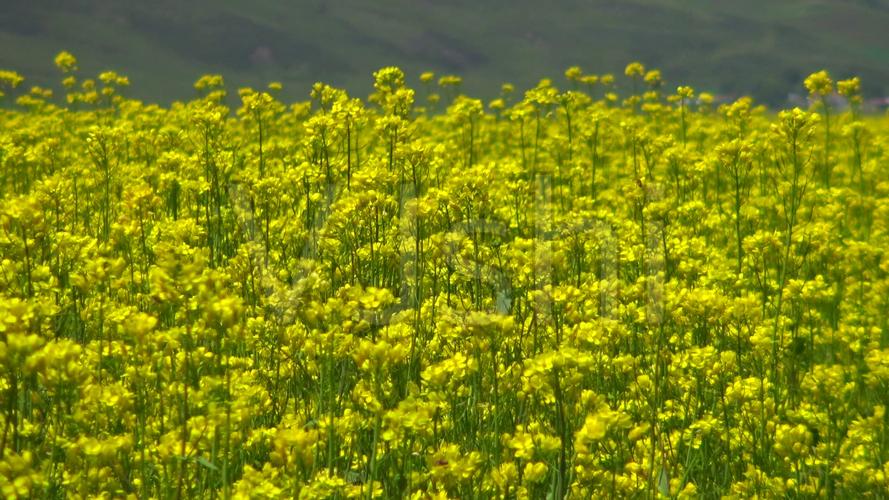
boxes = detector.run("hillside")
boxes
[3,0,889,104]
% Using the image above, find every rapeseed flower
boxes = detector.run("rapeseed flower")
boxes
[0,55,885,499]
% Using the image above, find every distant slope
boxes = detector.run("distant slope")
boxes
[2,0,889,104]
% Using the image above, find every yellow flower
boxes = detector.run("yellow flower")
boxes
[804,69,833,97]
[644,69,662,87]
[522,461,548,484]
[565,65,583,82]
[437,74,463,87]
[54,51,78,73]
[625,62,646,78]
[0,70,24,89]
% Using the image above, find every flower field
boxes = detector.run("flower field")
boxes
[1,54,889,498]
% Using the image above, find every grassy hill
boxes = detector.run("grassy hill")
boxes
[3,0,889,105]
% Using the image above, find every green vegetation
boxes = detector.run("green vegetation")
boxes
[2,52,889,497]
[4,0,889,104]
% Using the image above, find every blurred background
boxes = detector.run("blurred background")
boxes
[3,0,889,106]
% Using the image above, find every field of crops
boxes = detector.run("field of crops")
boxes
[1,54,889,498]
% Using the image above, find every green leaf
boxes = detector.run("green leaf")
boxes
[196,457,219,472]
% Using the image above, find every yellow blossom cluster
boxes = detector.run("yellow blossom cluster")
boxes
[0,55,888,498]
